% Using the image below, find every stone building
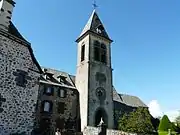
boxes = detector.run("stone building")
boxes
[0,1,148,135]
[0,0,42,135]
[34,68,80,134]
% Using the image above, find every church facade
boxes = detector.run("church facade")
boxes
[0,1,147,135]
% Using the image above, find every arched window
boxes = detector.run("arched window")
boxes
[93,40,107,64]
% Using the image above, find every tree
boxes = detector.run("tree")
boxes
[158,115,176,132]
[175,112,180,133]
[118,107,154,134]
[175,112,180,126]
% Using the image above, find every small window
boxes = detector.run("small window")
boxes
[57,102,65,114]
[46,87,52,94]
[81,45,85,62]
[42,101,53,113]
[7,10,12,14]
[44,102,50,112]
[58,89,66,98]
[6,16,11,19]
[60,89,64,97]
[44,86,53,96]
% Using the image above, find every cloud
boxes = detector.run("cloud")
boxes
[148,100,163,118]
[166,111,179,122]
[148,100,179,122]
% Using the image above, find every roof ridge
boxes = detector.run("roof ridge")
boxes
[41,66,75,76]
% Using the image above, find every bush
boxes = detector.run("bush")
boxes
[118,107,154,133]
[158,115,176,132]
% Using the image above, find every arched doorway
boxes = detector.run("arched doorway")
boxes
[94,108,108,127]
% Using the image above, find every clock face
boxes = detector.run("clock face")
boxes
[96,87,106,101]
[0,0,3,11]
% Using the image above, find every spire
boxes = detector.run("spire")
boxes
[76,10,112,42]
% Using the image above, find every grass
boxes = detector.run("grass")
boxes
[158,131,180,135]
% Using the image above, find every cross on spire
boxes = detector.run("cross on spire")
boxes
[92,0,98,10]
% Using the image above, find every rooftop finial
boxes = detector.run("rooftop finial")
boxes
[92,0,98,10]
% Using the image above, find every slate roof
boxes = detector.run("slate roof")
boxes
[40,67,76,89]
[113,87,147,108]
[8,21,28,42]
[76,10,112,42]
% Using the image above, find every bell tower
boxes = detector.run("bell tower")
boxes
[75,10,114,131]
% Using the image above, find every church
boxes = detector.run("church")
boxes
[0,1,147,135]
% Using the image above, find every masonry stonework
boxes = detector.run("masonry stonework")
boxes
[0,32,41,135]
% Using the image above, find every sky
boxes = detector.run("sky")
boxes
[13,0,180,121]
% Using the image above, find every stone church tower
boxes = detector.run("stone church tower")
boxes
[75,10,114,131]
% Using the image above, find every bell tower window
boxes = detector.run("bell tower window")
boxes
[93,41,107,64]
[81,44,85,62]
[94,41,100,61]
[101,43,107,64]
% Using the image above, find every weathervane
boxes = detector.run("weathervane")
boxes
[92,0,98,10]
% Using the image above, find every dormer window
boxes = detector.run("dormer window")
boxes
[57,75,67,83]
[44,86,53,96]
[46,87,52,94]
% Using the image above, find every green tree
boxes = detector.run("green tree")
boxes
[158,115,175,131]
[118,107,154,133]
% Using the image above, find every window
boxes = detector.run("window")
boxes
[60,90,64,97]
[15,72,27,87]
[42,101,53,113]
[93,41,107,64]
[46,87,52,94]
[57,102,65,114]
[13,70,29,87]
[7,10,12,14]
[94,41,100,61]
[44,102,50,112]
[44,86,53,96]
[18,73,26,86]
[58,89,66,98]
[81,45,85,62]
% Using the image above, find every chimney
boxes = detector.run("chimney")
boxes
[0,0,16,31]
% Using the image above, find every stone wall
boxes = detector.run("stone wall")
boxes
[0,31,41,135]
[83,126,149,135]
